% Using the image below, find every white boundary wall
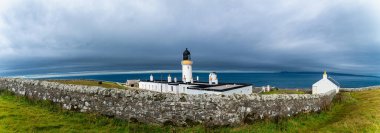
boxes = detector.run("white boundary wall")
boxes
[139,81,252,95]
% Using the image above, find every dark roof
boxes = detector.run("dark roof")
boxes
[187,84,252,92]
[183,48,190,55]
[328,77,340,87]
[183,48,191,60]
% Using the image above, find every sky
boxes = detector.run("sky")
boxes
[0,0,380,77]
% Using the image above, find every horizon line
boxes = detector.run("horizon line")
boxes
[4,70,378,79]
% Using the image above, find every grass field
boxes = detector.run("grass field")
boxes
[261,89,307,94]
[0,88,379,132]
[48,80,127,89]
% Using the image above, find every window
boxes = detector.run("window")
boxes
[171,86,173,92]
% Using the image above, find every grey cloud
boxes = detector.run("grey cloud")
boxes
[0,0,379,76]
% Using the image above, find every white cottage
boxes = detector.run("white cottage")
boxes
[312,71,340,94]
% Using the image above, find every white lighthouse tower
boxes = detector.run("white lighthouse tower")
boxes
[182,48,193,83]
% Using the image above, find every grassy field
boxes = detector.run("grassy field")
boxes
[48,80,127,89]
[261,89,307,94]
[0,88,380,132]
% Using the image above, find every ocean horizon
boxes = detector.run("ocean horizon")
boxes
[32,72,380,89]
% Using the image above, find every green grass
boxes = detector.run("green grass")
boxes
[262,89,306,94]
[1,88,380,132]
[0,90,173,132]
[48,80,127,89]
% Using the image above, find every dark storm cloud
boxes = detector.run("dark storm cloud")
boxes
[0,0,379,76]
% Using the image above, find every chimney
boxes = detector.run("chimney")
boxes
[150,74,154,81]
[323,71,328,79]
[168,74,172,82]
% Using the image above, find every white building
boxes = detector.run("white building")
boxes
[209,72,218,85]
[138,48,253,95]
[312,71,340,94]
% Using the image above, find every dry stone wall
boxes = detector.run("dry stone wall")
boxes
[0,78,336,126]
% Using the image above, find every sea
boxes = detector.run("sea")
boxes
[43,72,380,89]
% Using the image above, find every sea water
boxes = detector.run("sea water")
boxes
[45,72,380,88]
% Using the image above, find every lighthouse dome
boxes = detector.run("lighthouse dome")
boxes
[183,48,191,60]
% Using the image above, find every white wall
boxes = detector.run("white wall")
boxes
[222,86,253,95]
[139,81,253,95]
[312,79,339,94]
[184,85,253,95]
[139,82,187,94]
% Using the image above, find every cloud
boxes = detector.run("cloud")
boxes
[0,0,379,76]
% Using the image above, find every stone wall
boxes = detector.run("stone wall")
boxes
[0,78,336,126]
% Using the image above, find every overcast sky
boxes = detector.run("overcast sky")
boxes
[0,0,379,76]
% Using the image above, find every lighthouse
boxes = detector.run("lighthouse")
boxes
[138,48,253,95]
[182,48,193,83]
